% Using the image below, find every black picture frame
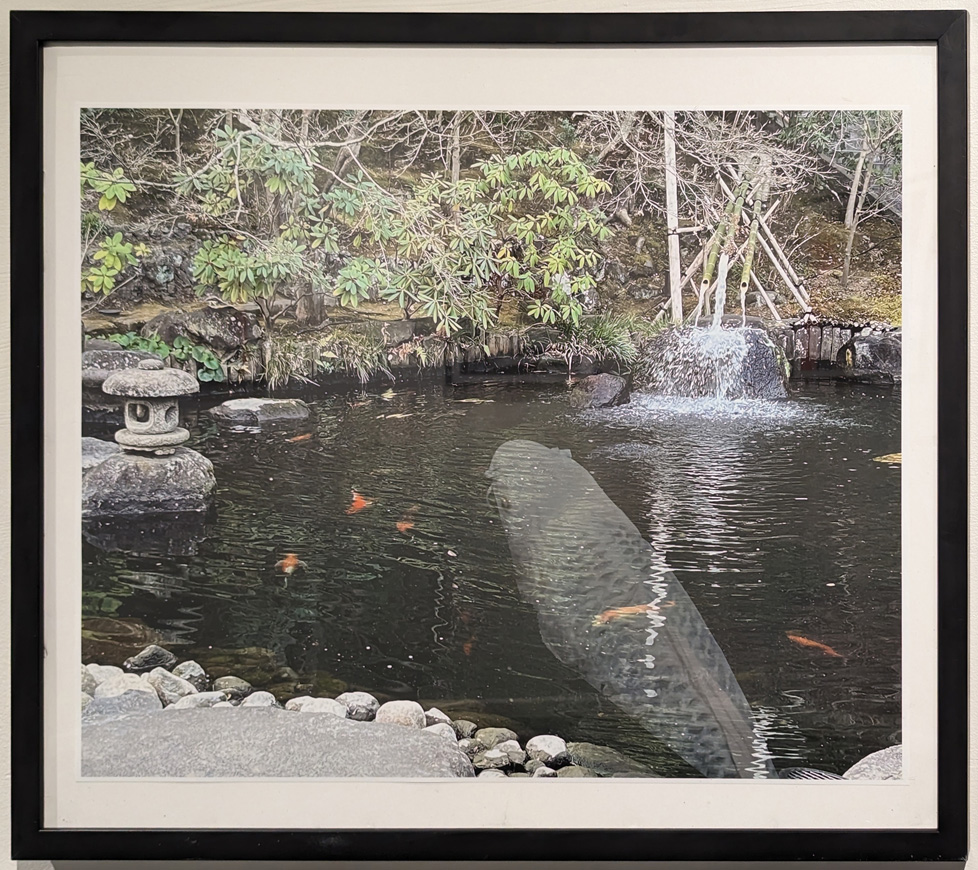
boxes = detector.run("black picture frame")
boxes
[9,9,968,862]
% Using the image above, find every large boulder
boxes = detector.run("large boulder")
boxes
[837,330,901,385]
[142,306,262,355]
[82,708,475,777]
[209,398,311,424]
[82,447,216,517]
[82,437,120,473]
[636,326,789,400]
[843,744,902,780]
[81,348,160,390]
[569,373,630,409]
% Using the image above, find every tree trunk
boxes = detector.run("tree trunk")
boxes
[842,157,874,288]
[844,145,868,229]
[663,111,683,324]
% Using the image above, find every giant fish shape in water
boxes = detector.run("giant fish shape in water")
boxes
[487,439,775,779]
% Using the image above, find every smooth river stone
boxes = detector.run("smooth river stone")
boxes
[82,709,475,778]
[375,700,426,729]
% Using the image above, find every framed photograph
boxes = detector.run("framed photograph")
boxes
[10,9,968,862]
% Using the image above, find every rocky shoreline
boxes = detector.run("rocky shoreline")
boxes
[82,644,658,779]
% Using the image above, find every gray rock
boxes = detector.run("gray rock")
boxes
[142,307,262,355]
[424,706,452,727]
[94,672,158,699]
[566,742,658,777]
[145,667,198,706]
[85,663,123,686]
[168,690,229,710]
[84,337,125,351]
[212,701,234,708]
[285,697,347,717]
[336,691,379,721]
[525,734,569,766]
[82,437,121,474]
[636,325,789,400]
[82,448,216,517]
[172,660,209,691]
[837,332,902,385]
[81,692,93,711]
[451,719,479,739]
[843,745,902,781]
[81,349,158,390]
[473,726,518,749]
[82,709,475,778]
[240,691,279,708]
[212,675,253,701]
[532,764,557,778]
[375,699,426,729]
[457,738,481,759]
[80,664,98,696]
[123,644,177,673]
[423,723,458,742]
[569,373,630,410]
[477,769,508,779]
[82,688,163,720]
[509,772,530,777]
[474,740,525,770]
[556,765,599,777]
[210,398,310,425]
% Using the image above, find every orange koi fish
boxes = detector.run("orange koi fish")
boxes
[396,504,421,534]
[592,601,675,626]
[462,635,476,656]
[346,490,375,515]
[786,633,844,658]
[274,553,308,575]
[287,433,313,443]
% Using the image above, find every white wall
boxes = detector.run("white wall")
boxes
[0,1,972,868]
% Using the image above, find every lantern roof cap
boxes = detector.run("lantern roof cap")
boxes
[102,359,199,398]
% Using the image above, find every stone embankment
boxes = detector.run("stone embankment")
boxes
[82,644,646,779]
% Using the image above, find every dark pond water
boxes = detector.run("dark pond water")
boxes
[82,378,901,777]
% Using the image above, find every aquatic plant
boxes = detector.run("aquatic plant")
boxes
[535,312,666,372]
[262,330,392,389]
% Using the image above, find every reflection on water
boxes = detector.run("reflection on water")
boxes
[82,380,900,776]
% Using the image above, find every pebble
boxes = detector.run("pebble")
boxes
[423,723,458,742]
[532,764,557,778]
[526,734,569,766]
[457,738,481,759]
[168,690,230,710]
[145,667,198,706]
[474,740,525,770]
[424,706,452,727]
[285,696,348,717]
[85,663,123,687]
[556,765,599,777]
[451,719,479,739]
[123,644,177,674]
[81,665,98,696]
[212,701,234,708]
[477,769,508,778]
[172,660,209,692]
[335,691,380,721]
[81,692,93,711]
[473,727,518,749]
[239,691,279,708]
[94,672,157,699]
[212,675,253,702]
[375,700,426,729]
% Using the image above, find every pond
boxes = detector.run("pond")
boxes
[82,378,901,778]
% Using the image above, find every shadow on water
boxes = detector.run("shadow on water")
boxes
[82,379,900,776]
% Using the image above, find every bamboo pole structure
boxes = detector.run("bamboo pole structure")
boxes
[663,111,683,324]
[716,174,812,313]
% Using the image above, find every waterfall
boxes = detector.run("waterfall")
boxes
[711,251,729,331]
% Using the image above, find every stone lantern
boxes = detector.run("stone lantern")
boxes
[83,359,215,519]
[102,358,198,456]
